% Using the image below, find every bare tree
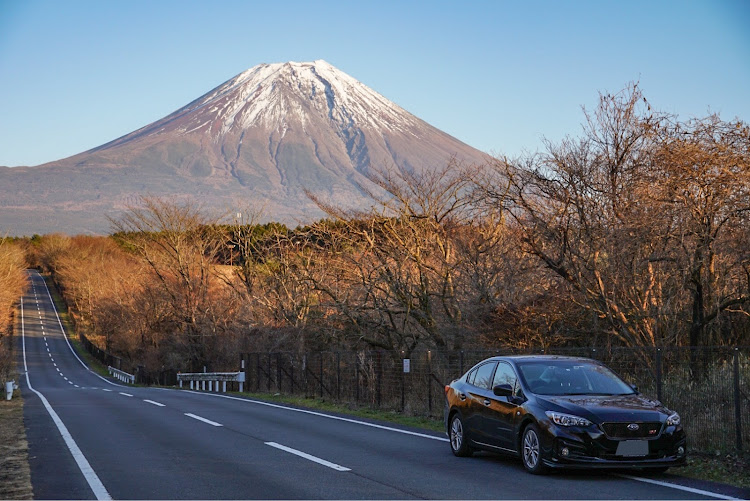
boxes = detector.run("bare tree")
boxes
[306,162,482,353]
[110,197,230,370]
[648,115,750,347]
[481,84,679,350]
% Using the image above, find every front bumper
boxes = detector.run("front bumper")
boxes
[540,422,687,470]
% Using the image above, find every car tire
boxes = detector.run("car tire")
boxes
[521,423,548,474]
[449,413,474,457]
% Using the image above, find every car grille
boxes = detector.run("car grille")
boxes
[601,422,662,439]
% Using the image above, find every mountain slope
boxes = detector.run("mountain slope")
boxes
[0,60,488,235]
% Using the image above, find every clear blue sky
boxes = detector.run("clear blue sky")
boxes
[1,0,748,167]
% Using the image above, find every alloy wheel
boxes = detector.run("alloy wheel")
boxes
[450,416,464,452]
[523,428,540,469]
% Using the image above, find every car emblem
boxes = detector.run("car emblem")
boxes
[627,423,640,431]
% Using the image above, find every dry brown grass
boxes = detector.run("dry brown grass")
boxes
[0,393,32,500]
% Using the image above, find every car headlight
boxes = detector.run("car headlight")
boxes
[545,411,592,427]
[666,412,681,426]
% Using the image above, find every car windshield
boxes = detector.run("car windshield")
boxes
[516,360,635,396]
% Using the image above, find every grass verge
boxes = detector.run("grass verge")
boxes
[0,393,33,500]
[678,452,750,489]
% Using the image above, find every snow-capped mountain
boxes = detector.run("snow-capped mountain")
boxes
[0,60,489,235]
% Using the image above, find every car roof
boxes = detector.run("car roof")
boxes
[482,354,599,363]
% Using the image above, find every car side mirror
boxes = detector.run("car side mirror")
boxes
[630,383,639,393]
[493,383,513,397]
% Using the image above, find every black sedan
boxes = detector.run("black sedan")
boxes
[444,355,686,474]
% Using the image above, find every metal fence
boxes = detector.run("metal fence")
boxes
[240,346,749,454]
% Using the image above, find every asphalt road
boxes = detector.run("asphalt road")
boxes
[17,270,747,500]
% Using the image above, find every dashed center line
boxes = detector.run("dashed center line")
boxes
[102,389,113,392]
[119,392,133,397]
[144,400,166,407]
[185,413,222,427]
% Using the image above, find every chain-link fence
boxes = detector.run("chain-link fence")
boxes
[240,346,749,454]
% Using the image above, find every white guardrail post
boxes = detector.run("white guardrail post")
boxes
[107,366,135,384]
[5,380,17,401]
[176,371,245,393]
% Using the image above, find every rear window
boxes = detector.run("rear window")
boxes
[470,362,497,390]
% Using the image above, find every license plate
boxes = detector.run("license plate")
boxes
[616,440,649,457]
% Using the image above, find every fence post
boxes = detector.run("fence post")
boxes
[256,353,261,391]
[655,348,663,402]
[336,352,341,401]
[290,360,295,394]
[733,348,743,452]
[241,357,245,392]
[277,353,282,393]
[376,351,382,408]
[355,361,360,404]
[400,351,405,412]
[427,350,432,415]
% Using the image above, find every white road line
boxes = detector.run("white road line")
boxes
[74,385,80,388]
[119,392,133,397]
[183,390,449,442]
[621,473,743,499]
[144,400,166,407]
[102,389,113,392]
[20,296,112,500]
[265,442,350,472]
[615,474,740,500]
[185,413,223,427]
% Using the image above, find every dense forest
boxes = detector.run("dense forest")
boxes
[4,85,750,377]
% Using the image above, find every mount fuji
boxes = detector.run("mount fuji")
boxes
[0,60,488,235]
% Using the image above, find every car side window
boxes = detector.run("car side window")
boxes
[472,362,497,390]
[492,362,520,396]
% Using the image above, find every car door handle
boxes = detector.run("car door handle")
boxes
[483,398,491,406]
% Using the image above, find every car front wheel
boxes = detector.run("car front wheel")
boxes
[521,423,548,474]
[449,413,474,457]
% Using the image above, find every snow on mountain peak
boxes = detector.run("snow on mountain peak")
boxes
[170,60,422,139]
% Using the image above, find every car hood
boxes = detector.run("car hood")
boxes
[536,394,670,423]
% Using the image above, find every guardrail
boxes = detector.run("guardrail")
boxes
[108,366,135,384]
[177,372,246,393]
